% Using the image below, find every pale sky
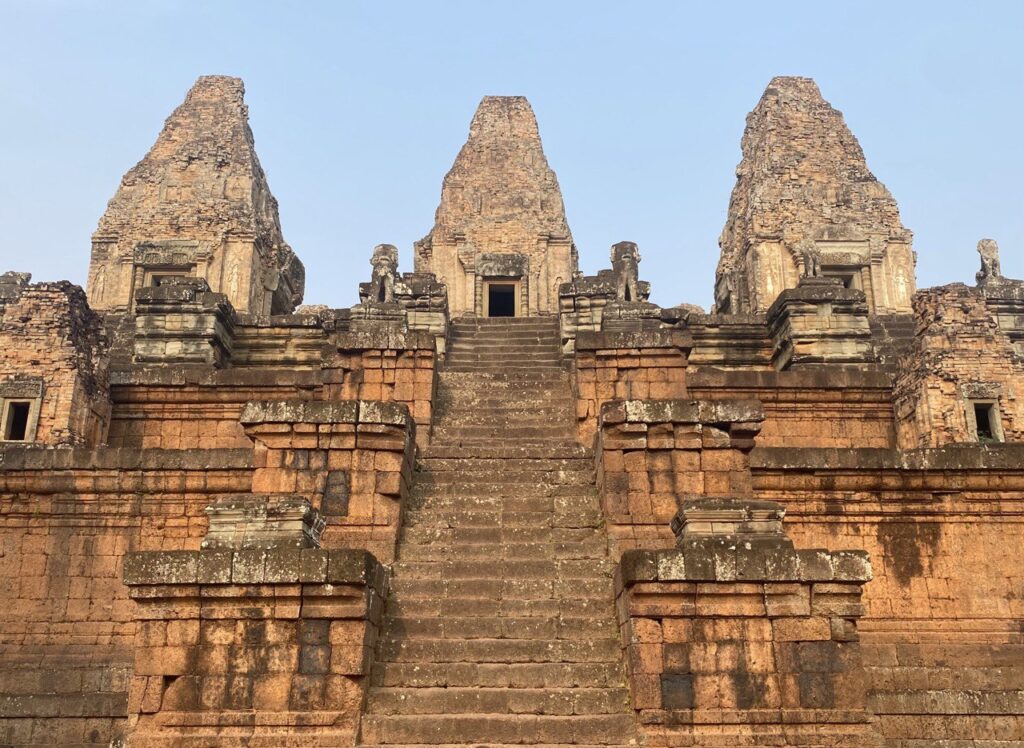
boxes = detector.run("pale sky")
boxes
[1,0,1021,309]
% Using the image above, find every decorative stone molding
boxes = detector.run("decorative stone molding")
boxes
[122,547,386,747]
[596,399,764,555]
[766,276,872,369]
[133,277,236,367]
[240,400,416,562]
[615,498,877,746]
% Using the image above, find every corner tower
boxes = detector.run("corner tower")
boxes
[715,76,915,315]
[87,76,304,315]
[414,96,576,317]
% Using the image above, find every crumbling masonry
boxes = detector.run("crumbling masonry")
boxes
[1,75,1022,747]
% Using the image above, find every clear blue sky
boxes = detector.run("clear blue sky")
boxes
[2,1,1021,309]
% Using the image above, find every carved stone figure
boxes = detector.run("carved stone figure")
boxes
[369,244,399,303]
[610,241,641,302]
[798,241,822,278]
[976,238,1002,285]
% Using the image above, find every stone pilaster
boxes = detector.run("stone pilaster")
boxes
[123,547,386,747]
[766,276,872,369]
[616,498,878,747]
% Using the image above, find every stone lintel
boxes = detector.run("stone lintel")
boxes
[239,399,411,428]
[599,398,764,430]
[576,329,691,352]
[123,547,385,589]
[618,545,871,585]
[202,494,325,550]
[332,330,437,352]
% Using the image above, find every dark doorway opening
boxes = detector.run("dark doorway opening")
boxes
[974,403,998,442]
[488,284,516,317]
[3,402,30,441]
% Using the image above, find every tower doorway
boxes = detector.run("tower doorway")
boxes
[486,282,517,317]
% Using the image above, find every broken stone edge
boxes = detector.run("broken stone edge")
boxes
[123,547,384,588]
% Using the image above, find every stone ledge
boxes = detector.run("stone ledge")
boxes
[688,365,892,390]
[110,367,322,387]
[575,329,691,351]
[600,398,764,427]
[123,548,384,588]
[0,446,253,471]
[239,399,411,428]
[752,444,1024,471]
[333,330,436,352]
[618,546,871,584]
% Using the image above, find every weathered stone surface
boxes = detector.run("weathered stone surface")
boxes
[1,76,1022,748]
[0,276,110,445]
[716,76,915,315]
[414,96,576,316]
[894,281,1024,447]
[88,76,304,314]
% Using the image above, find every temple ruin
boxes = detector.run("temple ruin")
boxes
[1,75,1022,748]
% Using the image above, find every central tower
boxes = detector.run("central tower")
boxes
[414,96,577,317]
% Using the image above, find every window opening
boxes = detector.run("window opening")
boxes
[3,402,30,441]
[974,402,998,443]
[151,273,185,287]
[488,284,516,317]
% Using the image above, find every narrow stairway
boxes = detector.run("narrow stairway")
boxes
[359,316,638,747]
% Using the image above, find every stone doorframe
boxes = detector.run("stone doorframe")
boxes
[475,252,529,317]
[482,279,522,318]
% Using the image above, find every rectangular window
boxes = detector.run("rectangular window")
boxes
[3,401,30,441]
[822,270,858,289]
[151,273,186,287]
[973,402,1000,443]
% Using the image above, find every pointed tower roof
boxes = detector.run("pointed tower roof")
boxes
[716,76,910,280]
[419,96,573,251]
[96,76,289,244]
[90,76,303,312]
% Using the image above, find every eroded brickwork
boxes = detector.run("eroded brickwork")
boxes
[716,77,915,316]
[414,96,576,316]
[894,282,1024,448]
[88,76,304,315]
[0,75,1021,748]
[0,274,110,446]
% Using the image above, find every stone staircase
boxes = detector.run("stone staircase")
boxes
[359,316,638,747]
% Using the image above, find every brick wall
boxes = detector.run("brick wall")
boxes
[0,277,110,446]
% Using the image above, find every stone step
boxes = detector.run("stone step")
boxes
[386,577,614,602]
[402,512,602,533]
[399,524,602,546]
[417,466,593,479]
[415,463,593,475]
[359,713,636,745]
[432,428,577,442]
[391,559,611,581]
[420,457,593,472]
[405,495,558,514]
[365,686,630,716]
[380,615,618,642]
[359,744,633,748]
[437,371,570,383]
[376,637,621,665]
[445,364,565,373]
[409,487,577,503]
[370,660,625,689]
[448,342,561,353]
[404,508,601,530]
[396,539,608,562]
[435,397,572,409]
[448,340,560,349]
[451,316,559,324]
[446,354,562,365]
[384,596,616,621]
[425,444,590,459]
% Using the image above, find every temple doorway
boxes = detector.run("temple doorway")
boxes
[486,282,517,317]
